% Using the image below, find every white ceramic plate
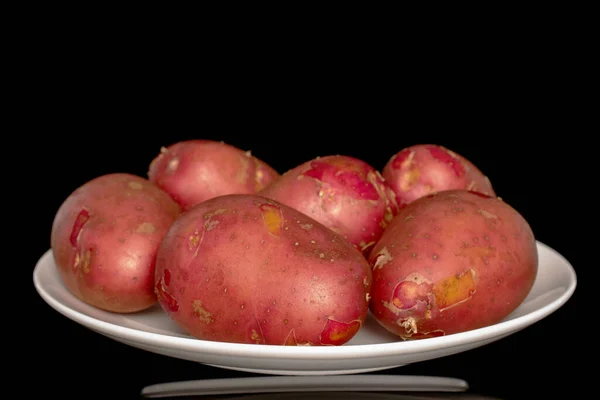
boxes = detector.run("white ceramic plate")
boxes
[33,241,576,376]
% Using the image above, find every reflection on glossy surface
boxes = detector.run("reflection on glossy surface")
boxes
[148,392,503,400]
[140,375,469,398]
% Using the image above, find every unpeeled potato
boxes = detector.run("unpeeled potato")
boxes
[154,194,372,346]
[368,190,538,339]
[51,173,181,313]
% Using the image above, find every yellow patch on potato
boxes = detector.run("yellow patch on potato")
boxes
[128,181,144,190]
[399,169,420,191]
[192,300,214,324]
[433,269,476,310]
[259,203,283,236]
[136,222,156,234]
[75,248,92,274]
[283,329,298,346]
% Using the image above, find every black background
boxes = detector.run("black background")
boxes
[23,41,587,400]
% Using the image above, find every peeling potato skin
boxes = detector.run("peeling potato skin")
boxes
[147,140,280,211]
[51,173,181,313]
[382,144,495,207]
[367,190,538,339]
[259,155,399,256]
[154,194,372,346]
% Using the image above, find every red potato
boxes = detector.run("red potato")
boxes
[154,194,372,346]
[368,190,538,339]
[148,140,280,211]
[382,144,495,207]
[259,155,399,255]
[51,173,181,313]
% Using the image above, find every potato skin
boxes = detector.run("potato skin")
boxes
[148,140,280,210]
[368,190,538,339]
[154,194,372,346]
[259,155,398,255]
[382,144,495,207]
[51,173,181,313]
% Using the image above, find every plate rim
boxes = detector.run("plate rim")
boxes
[33,240,577,360]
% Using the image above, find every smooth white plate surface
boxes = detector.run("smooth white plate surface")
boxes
[33,241,576,376]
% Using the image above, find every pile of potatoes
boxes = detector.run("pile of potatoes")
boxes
[50,140,538,346]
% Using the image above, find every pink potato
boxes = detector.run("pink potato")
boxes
[382,144,495,207]
[368,190,538,339]
[148,140,280,211]
[154,194,372,346]
[51,173,181,313]
[259,155,399,255]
